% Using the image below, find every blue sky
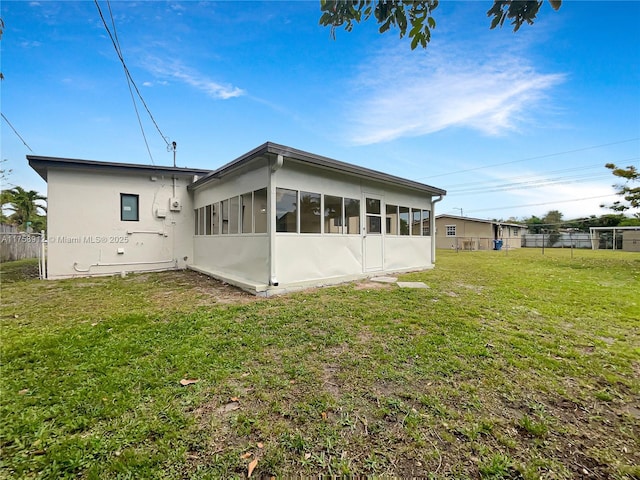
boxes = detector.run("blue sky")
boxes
[2,0,639,220]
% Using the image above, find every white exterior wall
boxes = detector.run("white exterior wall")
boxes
[193,236,269,286]
[384,236,432,271]
[46,168,195,279]
[275,235,363,285]
[191,162,270,287]
[193,162,269,206]
[272,162,433,287]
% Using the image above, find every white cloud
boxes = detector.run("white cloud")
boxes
[142,80,169,87]
[20,41,42,48]
[346,43,565,145]
[142,56,244,100]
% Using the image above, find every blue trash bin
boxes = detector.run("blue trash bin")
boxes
[495,240,503,250]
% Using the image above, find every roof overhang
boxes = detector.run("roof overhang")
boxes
[436,214,524,228]
[189,142,447,196]
[27,155,211,182]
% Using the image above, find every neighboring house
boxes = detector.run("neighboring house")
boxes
[28,142,446,295]
[589,226,640,252]
[623,230,640,252]
[435,215,525,250]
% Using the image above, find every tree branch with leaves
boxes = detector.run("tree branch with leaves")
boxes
[319,0,561,50]
[601,163,639,218]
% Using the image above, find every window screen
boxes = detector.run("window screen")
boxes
[386,204,398,235]
[241,193,252,233]
[344,198,360,234]
[411,209,422,236]
[211,202,219,235]
[229,196,239,234]
[205,205,212,235]
[300,191,321,233]
[198,206,205,235]
[422,210,430,235]
[399,207,410,235]
[324,195,342,234]
[253,188,268,234]
[221,199,229,234]
[366,198,381,215]
[276,188,297,233]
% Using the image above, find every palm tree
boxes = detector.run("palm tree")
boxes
[1,186,47,231]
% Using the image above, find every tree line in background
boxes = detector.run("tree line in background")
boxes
[521,211,639,235]
[0,186,47,232]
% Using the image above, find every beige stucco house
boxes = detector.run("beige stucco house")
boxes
[29,142,446,295]
[588,226,640,252]
[623,230,640,252]
[435,214,525,250]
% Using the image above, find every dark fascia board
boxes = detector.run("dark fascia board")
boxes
[27,155,212,182]
[189,142,447,196]
[436,214,525,228]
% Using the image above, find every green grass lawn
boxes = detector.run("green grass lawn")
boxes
[0,258,40,283]
[1,249,638,479]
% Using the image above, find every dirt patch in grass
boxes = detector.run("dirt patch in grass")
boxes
[137,270,260,308]
[353,281,392,291]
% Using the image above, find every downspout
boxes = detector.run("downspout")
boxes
[430,195,443,264]
[268,154,284,286]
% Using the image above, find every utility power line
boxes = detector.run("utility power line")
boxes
[442,162,607,189]
[94,0,171,164]
[465,194,617,214]
[1,112,34,153]
[419,138,640,181]
[446,172,612,196]
[436,155,637,203]
[104,0,155,165]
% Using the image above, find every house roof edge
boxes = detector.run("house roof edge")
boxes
[189,142,447,196]
[436,214,525,228]
[27,155,212,182]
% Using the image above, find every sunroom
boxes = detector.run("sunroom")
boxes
[189,142,446,295]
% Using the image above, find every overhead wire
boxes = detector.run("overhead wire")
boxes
[418,137,640,180]
[1,112,34,153]
[464,194,618,214]
[442,162,607,189]
[446,172,613,196]
[439,156,637,200]
[94,0,171,163]
[105,0,155,165]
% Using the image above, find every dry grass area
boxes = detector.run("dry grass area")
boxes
[1,249,639,479]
